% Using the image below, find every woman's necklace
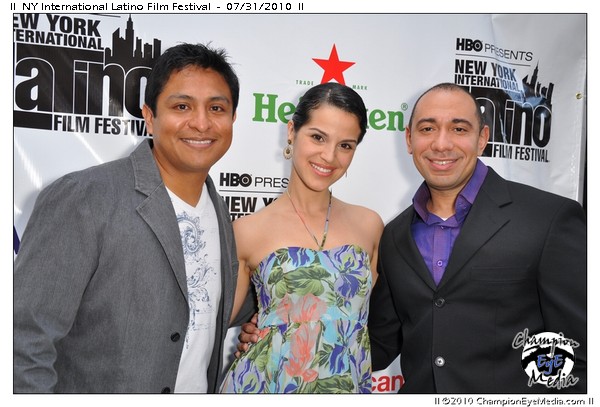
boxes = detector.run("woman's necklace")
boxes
[286,189,332,251]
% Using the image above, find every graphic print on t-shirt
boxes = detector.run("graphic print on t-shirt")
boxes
[176,210,217,348]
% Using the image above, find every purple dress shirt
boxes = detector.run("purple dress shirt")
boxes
[411,159,488,285]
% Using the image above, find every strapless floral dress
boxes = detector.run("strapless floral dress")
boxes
[220,244,372,393]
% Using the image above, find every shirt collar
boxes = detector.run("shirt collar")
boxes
[413,159,488,224]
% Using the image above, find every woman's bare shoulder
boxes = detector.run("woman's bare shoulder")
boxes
[339,200,384,229]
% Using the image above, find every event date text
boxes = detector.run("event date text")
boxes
[226,2,303,11]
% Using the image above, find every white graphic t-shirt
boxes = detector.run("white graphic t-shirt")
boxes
[168,185,222,393]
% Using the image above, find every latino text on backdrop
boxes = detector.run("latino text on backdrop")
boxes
[112,3,144,11]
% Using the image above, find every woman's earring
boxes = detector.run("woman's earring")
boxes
[283,140,293,160]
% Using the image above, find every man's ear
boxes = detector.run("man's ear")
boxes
[478,125,490,155]
[142,104,154,135]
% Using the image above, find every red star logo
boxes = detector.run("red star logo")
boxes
[312,44,355,85]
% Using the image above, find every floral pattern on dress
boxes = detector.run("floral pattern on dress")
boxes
[221,244,372,394]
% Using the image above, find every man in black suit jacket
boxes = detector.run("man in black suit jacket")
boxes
[369,83,586,393]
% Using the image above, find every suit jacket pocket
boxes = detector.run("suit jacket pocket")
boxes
[469,266,532,282]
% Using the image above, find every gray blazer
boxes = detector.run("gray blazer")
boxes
[14,139,238,393]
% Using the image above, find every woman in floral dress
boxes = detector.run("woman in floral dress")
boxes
[221,83,383,393]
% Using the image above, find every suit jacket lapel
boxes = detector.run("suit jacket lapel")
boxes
[131,140,188,299]
[438,168,512,289]
[392,208,439,291]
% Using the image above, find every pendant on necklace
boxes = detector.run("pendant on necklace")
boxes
[286,190,332,251]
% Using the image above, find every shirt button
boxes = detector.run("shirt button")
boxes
[435,356,445,367]
[434,298,445,307]
[170,332,181,342]
[436,260,443,267]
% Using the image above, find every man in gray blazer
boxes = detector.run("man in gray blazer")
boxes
[369,83,586,393]
[14,43,242,393]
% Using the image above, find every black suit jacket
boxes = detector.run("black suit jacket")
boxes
[369,168,586,393]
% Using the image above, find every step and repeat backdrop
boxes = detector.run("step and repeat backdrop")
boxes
[13,13,586,393]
